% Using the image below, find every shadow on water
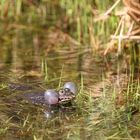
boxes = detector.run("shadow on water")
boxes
[0,28,139,139]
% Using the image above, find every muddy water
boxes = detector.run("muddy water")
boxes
[0,32,130,140]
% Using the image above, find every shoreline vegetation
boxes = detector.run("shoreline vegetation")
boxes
[0,0,140,140]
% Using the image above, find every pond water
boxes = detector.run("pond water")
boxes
[0,28,138,140]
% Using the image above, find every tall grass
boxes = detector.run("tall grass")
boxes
[60,0,121,46]
[0,0,122,48]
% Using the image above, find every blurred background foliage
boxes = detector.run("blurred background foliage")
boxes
[0,0,123,49]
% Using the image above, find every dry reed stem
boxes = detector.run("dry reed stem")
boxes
[127,21,134,36]
[94,0,121,22]
[118,16,125,53]
[95,0,140,55]
[111,35,140,40]
[130,27,140,35]
[104,0,121,16]
[123,0,140,24]
[104,0,140,55]
[104,15,125,55]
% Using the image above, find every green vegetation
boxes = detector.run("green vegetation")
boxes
[0,0,121,46]
[0,0,140,140]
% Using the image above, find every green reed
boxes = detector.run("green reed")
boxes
[60,0,120,45]
[0,0,124,49]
